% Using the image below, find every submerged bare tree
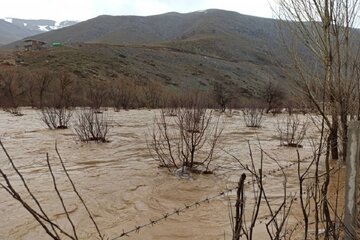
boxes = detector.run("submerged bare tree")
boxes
[74,109,110,143]
[35,69,52,109]
[41,108,72,130]
[0,68,26,115]
[86,82,109,112]
[263,80,285,114]
[242,108,264,128]
[276,114,309,147]
[40,71,74,129]
[111,80,136,111]
[212,82,234,113]
[150,103,222,174]
[142,81,164,108]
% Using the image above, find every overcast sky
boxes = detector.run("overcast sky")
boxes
[0,0,275,22]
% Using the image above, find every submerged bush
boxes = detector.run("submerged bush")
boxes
[40,107,72,129]
[74,109,110,143]
[150,106,222,174]
[276,114,309,147]
[242,108,264,128]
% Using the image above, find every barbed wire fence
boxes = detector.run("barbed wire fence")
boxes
[110,143,344,240]
[236,162,345,239]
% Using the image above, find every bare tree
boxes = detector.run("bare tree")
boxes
[242,108,264,128]
[111,80,136,111]
[86,81,109,112]
[74,109,110,143]
[40,71,74,129]
[276,114,309,147]
[142,81,164,108]
[24,70,37,108]
[150,104,222,174]
[51,71,74,109]
[276,0,360,161]
[263,80,285,114]
[0,68,26,115]
[40,107,72,129]
[212,82,234,113]
[35,69,52,109]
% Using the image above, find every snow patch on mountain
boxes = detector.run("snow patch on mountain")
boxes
[3,18,13,23]
[38,25,49,31]
[1,18,79,32]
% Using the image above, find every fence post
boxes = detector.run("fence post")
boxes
[344,121,360,240]
[233,173,246,240]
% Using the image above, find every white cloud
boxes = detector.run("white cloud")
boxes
[0,0,274,21]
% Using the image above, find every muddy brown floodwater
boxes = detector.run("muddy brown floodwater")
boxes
[0,109,345,240]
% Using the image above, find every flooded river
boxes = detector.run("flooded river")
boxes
[0,109,345,239]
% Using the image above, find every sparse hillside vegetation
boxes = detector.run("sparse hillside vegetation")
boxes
[0,43,295,110]
[1,9,295,105]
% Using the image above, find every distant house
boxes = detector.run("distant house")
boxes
[52,42,63,47]
[24,39,46,51]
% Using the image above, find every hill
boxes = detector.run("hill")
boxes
[5,10,285,61]
[6,18,78,32]
[0,18,79,45]
[1,10,296,105]
[0,20,40,45]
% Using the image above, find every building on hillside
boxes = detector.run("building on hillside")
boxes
[24,39,46,51]
[52,42,63,47]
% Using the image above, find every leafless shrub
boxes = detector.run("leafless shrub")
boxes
[162,107,179,116]
[3,107,24,116]
[212,81,234,112]
[263,80,285,114]
[39,71,75,130]
[142,81,164,108]
[150,106,222,174]
[40,107,72,129]
[242,108,264,128]
[228,143,294,240]
[0,68,26,116]
[283,95,309,116]
[86,83,108,112]
[25,71,37,108]
[111,79,136,111]
[34,69,52,109]
[74,109,110,143]
[276,114,309,147]
[49,71,74,109]
[0,140,104,240]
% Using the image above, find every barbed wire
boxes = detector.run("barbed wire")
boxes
[109,149,324,239]
[110,136,345,240]
[280,179,348,240]
[244,160,341,231]
[238,163,344,237]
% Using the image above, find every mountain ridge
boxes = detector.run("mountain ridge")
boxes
[3,9,285,62]
[0,18,79,44]
[0,9,297,101]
